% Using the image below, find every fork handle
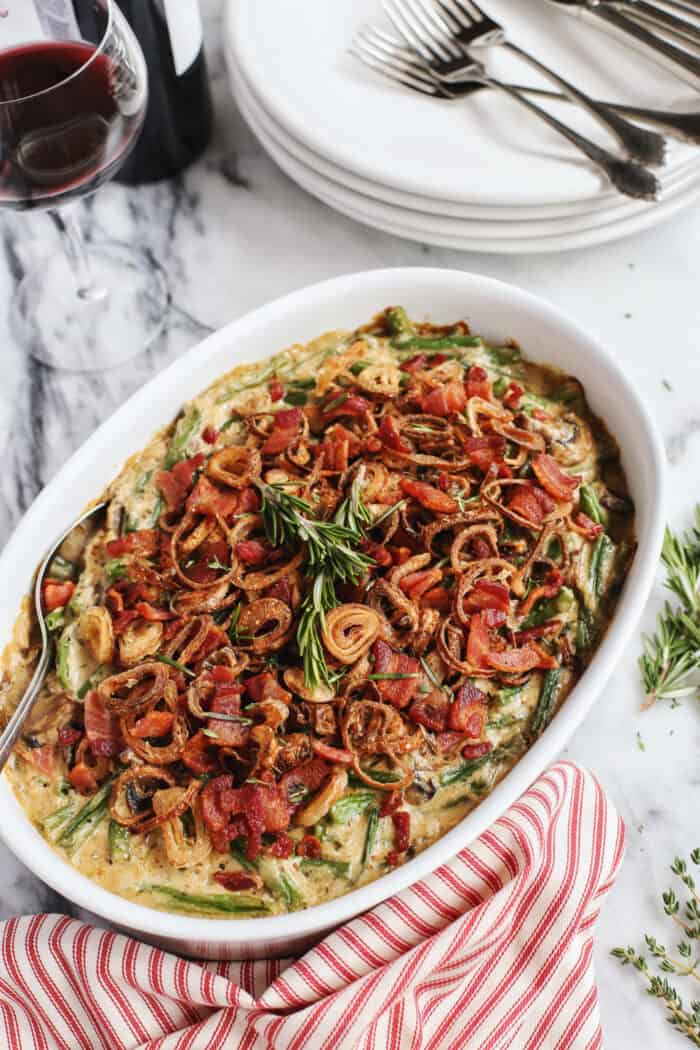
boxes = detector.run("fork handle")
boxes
[623,0,700,49]
[502,41,667,167]
[511,84,700,145]
[0,642,53,774]
[484,79,660,201]
[591,3,700,79]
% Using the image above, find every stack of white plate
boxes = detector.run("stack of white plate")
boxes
[224,0,700,254]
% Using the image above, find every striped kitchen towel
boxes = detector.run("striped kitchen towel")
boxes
[0,761,624,1050]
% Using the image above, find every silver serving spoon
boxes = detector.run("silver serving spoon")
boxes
[0,501,106,774]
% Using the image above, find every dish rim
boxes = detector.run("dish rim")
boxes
[0,267,666,946]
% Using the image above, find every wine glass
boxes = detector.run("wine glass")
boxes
[0,1,168,371]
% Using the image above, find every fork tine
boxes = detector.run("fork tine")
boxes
[355,26,439,85]
[442,0,486,23]
[434,0,481,30]
[382,0,452,63]
[349,35,443,97]
[402,0,463,56]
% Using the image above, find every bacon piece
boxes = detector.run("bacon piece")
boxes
[278,758,331,810]
[182,731,220,774]
[84,691,124,758]
[399,478,458,515]
[319,424,363,472]
[310,739,353,765]
[422,585,451,613]
[245,672,291,705]
[408,689,449,732]
[186,475,241,519]
[269,378,284,402]
[467,613,491,671]
[57,726,82,748]
[156,453,205,513]
[371,639,421,709]
[129,710,174,739]
[462,741,493,760]
[106,530,159,558]
[449,683,487,737]
[487,647,541,673]
[68,762,100,795]
[110,610,141,635]
[214,871,263,892]
[483,609,507,628]
[201,776,291,856]
[206,691,250,748]
[462,436,506,473]
[202,425,218,445]
[420,381,467,417]
[436,731,467,753]
[235,540,270,566]
[265,577,294,607]
[377,415,412,454]
[134,601,173,622]
[465,365,491,401]
[400,353,427,373]
[399,568,443,602]
[268,832,295,858]
[360,539,393,569]
[322,394,370,423]
[379,791,403,817]
[532,453,580,501]
[296,834,322,859]
[42,580,75,613]
[515,620,563,645]
[462,580,510,615]
[392,811,410,853]
[503,383,523,410]
[573,511,604,539]
[508,484,554,526]
[261,408,303,455]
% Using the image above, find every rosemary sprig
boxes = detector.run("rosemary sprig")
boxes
[613,849,700,1046]
[257,475,374,688]
[640,510,700,707]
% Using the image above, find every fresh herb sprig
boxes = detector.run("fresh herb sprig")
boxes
[613,850,700,1046]
[257,475,374,689]
[640,509,700,707]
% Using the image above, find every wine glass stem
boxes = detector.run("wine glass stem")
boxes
[50,209,109,303]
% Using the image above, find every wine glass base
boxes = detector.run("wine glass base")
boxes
[11,241,169,372]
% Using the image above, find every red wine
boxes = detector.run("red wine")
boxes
[0,40,142,210]
[115,1,213,184]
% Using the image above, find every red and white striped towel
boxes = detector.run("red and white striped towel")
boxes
[0,761,624,1050]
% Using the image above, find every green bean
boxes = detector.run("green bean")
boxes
[42,802,78,841]
[56,632,74,692]
[300,858,351,879]
[229,840,256,871]
[48,554,75,581]
[58,779,113,849]
[108,820,131,863]
[164,407,202,469]
[269,872,305,910]
[392,334,481,351]
[384,306,415,340]
[330,791,377,824]
[362,807,379,868]
[44,608,66,633]
[579,485,607,526]
[104,558,129,583]
[493,377,509,398]
[439,743,519,788]
[576,606,596,654]
[284,389,308,406]
[530,669,562,740]
[143,885,269,914]
[349,360,372,375]
[590,534,616,601]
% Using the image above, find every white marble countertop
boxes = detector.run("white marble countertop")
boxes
[1,3,700,1046]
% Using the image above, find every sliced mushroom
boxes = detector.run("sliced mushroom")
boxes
[295,768,348,827]
[283,666,335,703]
[118,619,164,667]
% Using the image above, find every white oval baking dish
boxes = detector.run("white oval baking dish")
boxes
[0,268,665,959]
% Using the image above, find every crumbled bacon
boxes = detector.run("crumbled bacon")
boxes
[156,453,205,512]
[420,381,467,417]
[400,478,458,514]
[84,691,123,758]
[106,529,159,558]
[371,639,421,709]
[392,811,410,853]
[261,408,304,455]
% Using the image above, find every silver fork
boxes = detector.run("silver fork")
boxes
[351,27,660,201]
[383,0,667,167]
[354,25,700,143]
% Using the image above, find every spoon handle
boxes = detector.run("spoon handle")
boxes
[0,643,54,773]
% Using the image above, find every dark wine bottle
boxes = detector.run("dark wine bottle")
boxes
[114,0,213,184]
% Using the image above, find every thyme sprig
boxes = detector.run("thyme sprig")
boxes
[257,475,374,689]
[640,509,700,707]
[613,850,700,1046]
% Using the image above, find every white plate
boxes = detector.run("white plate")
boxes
[232,60,700,242]
[227,0,698,208]
[231,49,700,223]
[232,63,700,253]
[0,269,665,959]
